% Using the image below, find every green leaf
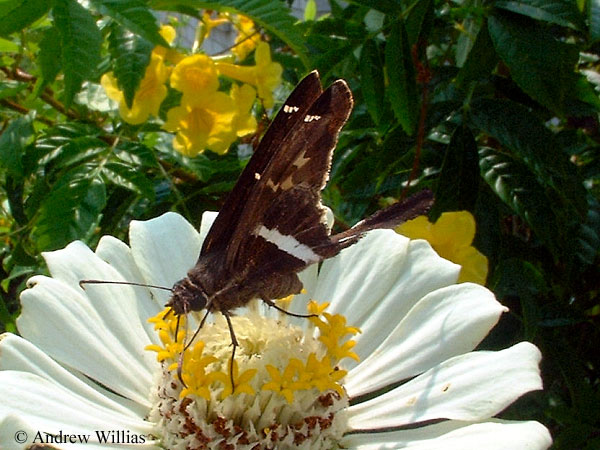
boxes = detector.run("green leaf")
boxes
[32,167,107,251]
[90,0,167,47]
[0,80,28,100]
[0,37,19,51]
[456,21,498,88]
[0,0,51,36]
[108,24,153,108]
[490,258,546,340]
[150,0,309,68]
[431,125,480,219]
[102,161,155,197]
[359,39,385,125]
[405,0,433,47]
[38,26,62,86]
[575,196,600,266]
[590,0,600,42]
[479,146,567,259]
[495,0,584,30]
[488,13,580,115]
[469,98,587,216]
[0,115,33,178]
[304,0,317,21]
[386,19,418,135]
[342,0,401,14]
[52,0,102,107]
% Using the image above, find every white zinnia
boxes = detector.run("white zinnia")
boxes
[0,212,552,449]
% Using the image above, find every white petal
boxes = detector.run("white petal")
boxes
[345,283,507,397]
[129,212,201,296]
[0,333,146,418]
[37,240,157,368]
[0,371,156,448]
[199,210,218,244]
[348,342,543,429]
[95,235,163,343]
[17,276,154,407]
[316,231,460,366]
[342,419,552,449]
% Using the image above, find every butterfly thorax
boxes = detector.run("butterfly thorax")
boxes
[167,250,306,316]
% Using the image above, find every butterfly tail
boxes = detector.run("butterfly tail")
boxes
[325,189,434,253]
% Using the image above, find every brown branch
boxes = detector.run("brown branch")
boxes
[400,42,432,201]
[0,99,54,126]
[1,66,80,120]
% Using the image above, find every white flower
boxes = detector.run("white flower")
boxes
[0,212,552,449]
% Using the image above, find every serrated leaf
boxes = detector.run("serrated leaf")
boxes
[431,125,479,219]
[386,19,418,135]
[0,0,51,36]
[115,142,159,167]
[491,258,545,340]
[32,167,107,251]
[488,14,580,115]
[405,0,433,47]
[25,122,104,174]
[479,146,566,259]
[312,40,355,78]
[0,115,33,178]
[38,26,61,86]
[575,196,600,265]
[495,0,584,30]
[90,0,167,47]
[456,21,498,88]
[590,0,600,42]
[102,161,155,197]
[469,98,587,217]
[360,39,385,125]
[52,0,102,107]
[108,24,153,108]
[150,0,309,68]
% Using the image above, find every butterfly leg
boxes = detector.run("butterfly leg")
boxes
[176,310,211,387]
[223,311,239,393]
[261,298,318,318]
[176,316,189,387]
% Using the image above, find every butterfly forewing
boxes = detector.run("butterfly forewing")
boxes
[225,80,354,274]
[201,71,324,256]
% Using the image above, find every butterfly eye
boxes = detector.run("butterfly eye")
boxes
[171,279,208,315]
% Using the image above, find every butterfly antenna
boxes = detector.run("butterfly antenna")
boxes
[79,279,173,292]
[261,298,318,318]
[223,311,239,393]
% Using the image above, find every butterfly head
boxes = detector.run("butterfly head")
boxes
[167,277,208,316]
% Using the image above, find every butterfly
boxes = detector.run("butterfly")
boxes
[82,71,432,385]
[165,71,432,361]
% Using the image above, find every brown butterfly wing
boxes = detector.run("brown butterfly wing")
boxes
[200,71,324,256]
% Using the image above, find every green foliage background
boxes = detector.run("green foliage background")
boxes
[1,0,600,447]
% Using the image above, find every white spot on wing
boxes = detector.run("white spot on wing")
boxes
[304,114,321,122]
[254,172,261,180]
[256,225,320,263]
[284,105,300,113]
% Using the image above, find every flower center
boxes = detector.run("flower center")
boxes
[146,299,359,449]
